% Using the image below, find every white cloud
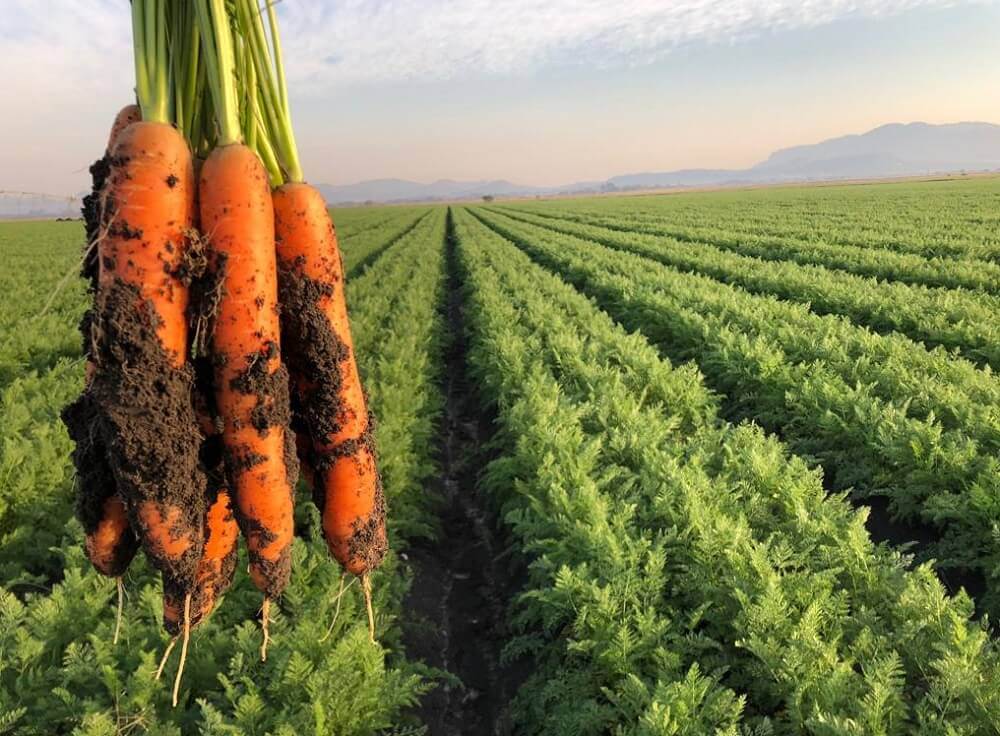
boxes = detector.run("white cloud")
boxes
[274,0,987,88]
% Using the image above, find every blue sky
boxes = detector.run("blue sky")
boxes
[1,0,998,194]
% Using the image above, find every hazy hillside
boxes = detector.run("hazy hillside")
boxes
[756,122,1000,175]
[609,122,1000,190]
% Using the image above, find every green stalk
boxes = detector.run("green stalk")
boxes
[132,1,151,116]
[198,0,241,146]
[144,0,156,96]
[169,3,186,132]
[255,115,283,188]
[194,0,221,126]
[191,61,210,155]
[132,0,170,123]
[264,0,302,182]
[182,20,201,141]
[157,0,172,123]
[237,1,284,148]
[245,41,258,151]
[265,1,289,114]
[240,0,302,182]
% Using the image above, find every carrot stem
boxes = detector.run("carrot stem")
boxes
[131,0,171,123]
[238,0,301,182]
[254,112,283,187]
[131,1,151,117]
[211,0,241,145]
[156,0,171,122]
[264,0,302,182]
[194,0,221,130]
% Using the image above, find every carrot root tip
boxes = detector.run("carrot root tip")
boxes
[113,577,125,646]
[172,594,192,708]
[362,574,375,644]
[261,597,271,662]
[155,636,178,681]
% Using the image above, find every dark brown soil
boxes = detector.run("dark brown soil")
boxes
[402,211,529,735]
[862,493,987,615]
[81,156,111,288]
[62,392,139,577]
[276,260,349,445]
[73,277,206,590]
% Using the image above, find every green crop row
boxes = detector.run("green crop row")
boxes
[508,203,1000,293]
[0,209,448,734]
[452,207,1000,734]
[341,208,433,279]
[519,179,1000,263]
[338,206,430,244]
[491,206,1000,368]
[469,207,1000,616]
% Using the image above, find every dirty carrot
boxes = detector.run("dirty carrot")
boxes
[273,183,387,578]
[163,486,239,634]
[197,0,296,640]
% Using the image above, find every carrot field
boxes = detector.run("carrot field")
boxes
[3,177,1000,733]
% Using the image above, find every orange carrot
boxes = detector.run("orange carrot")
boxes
[200,143,296,600]
[87,120,206,591]
[85,496,138,577]
[164,487,239,634]
[83,104,142,284]
[106,104,142,155]
[274,183,387,577]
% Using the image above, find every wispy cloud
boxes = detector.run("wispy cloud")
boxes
[276,0,985,87]
[0,0,985,97]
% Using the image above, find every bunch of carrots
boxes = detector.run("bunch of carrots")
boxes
[63,0,386,705]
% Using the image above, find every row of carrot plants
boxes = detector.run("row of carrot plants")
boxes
[338,206,430,245]
[504,202,1000,294]
[452,206,1000,734]
[0,210,448,733]
[476,208,1000,444]
[534,181,1000,263]
[341,208,432,279]
[470,207,1000,617]
[491,206,1000,368]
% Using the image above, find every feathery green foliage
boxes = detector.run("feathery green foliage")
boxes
[453,204,1000,734]
[0,209,446,733]
[469,203,1000,617]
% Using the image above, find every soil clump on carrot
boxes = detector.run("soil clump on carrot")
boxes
[81,156,111,287]
[62,394,139,577]
[275,262,350,443]
[76,278,206,588]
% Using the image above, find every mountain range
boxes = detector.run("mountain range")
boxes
[4,122,1000,217]
[316,121,1000,204]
